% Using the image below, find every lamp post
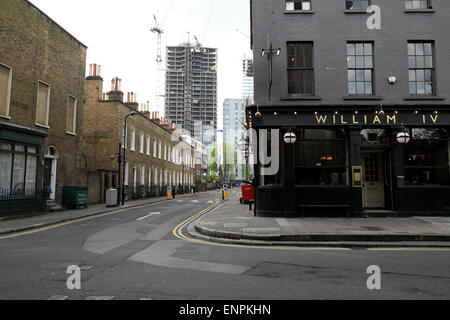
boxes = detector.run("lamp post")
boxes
[283,130,297,216]
[122,111,138,205]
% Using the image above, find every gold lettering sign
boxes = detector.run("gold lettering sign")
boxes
[311,113,438,125]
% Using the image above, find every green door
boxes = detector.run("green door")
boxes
[44,159,52,188]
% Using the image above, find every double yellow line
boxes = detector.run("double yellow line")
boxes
[173,199,221,242]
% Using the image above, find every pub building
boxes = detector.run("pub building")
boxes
[248,0,450,217]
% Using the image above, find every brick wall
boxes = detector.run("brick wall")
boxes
[0,0,87,203]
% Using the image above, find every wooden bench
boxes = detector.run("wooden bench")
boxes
[299,204,352,219]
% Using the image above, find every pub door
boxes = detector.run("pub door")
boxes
[361,152,385,209]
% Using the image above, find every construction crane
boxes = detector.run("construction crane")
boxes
[151,15,164,114]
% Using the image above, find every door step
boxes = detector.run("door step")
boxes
[47,201,64,212]
[363,209,398,217]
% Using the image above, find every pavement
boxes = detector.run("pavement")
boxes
[0,191,206,236]
[189,190,450,248]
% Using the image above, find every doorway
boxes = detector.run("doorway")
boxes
[44,146,58,201]
[361,152,385,209]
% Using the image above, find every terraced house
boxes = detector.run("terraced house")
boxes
[83,68,196,204]
[248,0,450,217]
[0,0,87,214]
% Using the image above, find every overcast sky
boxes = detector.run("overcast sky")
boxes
[30,0,252,130]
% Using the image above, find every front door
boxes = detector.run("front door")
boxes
[362,153,385,208]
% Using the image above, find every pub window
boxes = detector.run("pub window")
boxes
[36,81,50,127]
[405,0,430,9]
[287,42,314,95]
[404,128,450,186]
[361,129,389,145]
[0,62,12,118]
[346,0,370,10]
[347,42,373,95]
[0,141,39,199]
[408,42,434,95]
[285,0,311,11]
[259,131,283,186]
[295,129,349,186]
[66,95,77,134]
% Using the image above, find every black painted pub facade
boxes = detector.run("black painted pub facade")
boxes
[249,0,450,217]
[246,105,450,217]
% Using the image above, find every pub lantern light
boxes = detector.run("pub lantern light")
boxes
[396,130,410,144]
[284,131,297,144]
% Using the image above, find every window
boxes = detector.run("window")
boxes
[122,126,127,149]
[66,95,77,134]
[124,162,129,186]
[405,0,430,9]
[0,142,39,198]
[285,0,311,11]
[36,81,50,126]
[408,42,434,95]
[139,132,144,154]
[346,0,370,10]
[287,42,314,95]
[146,136,150,156]
[148,169,152,187]
[140,164,145,186]
[295,129,349,185]
[153,138,157,157]
[0,63,12,118]
[158,141,162,159]
[130,128,135,151]
[405,128,449,185]
[347,42,373,95]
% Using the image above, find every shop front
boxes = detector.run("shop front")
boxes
[0,123,47,215]
[249,106,450,217]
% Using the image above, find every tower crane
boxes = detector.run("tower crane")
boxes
[151,15,164,114]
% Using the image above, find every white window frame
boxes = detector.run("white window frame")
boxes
[130,128,136,151]
[140,164,145,186]
[146,135,150,156]
[158,140,162,159]
[66,94,77,135]
[139,131,144,154]
[153,138,157,157]
[122,125,127,149]
[0,62,12,120]
[35,80,51,128]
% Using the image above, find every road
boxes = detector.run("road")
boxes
[0,189,449,300]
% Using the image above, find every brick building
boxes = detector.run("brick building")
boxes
[0,0,87,214]
[83,67,195,204]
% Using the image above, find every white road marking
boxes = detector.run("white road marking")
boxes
[191,200,199,203]
[207,200,214,204]
[48,295,68,300]
[85,296,115,300]
[137,212,161,221]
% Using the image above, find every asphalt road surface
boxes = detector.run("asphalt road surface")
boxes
[0,189,449,300]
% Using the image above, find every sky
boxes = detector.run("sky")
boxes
[29,0,252,130]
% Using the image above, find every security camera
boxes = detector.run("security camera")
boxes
[388,76,397,84]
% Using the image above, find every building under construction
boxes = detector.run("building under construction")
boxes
[164,44,218,148]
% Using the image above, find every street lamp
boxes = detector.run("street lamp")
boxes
[262,43,281,102]
[122,111,138,205]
